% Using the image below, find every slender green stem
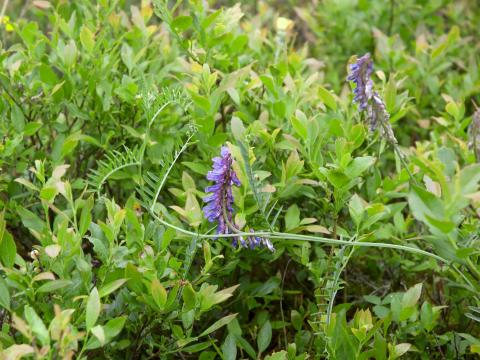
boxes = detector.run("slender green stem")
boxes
[392,142,418,185]
[149,133,194,213]
[326,242,356,327]
[150,213,448,263]
[148,101,173,128]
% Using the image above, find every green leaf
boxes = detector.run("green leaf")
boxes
[235,334,257,358]
[103,316,126,339]
[14,178,39,192]
[63,40,77,68]
[11,104,25,132]
[260,75,278,98]
[445,102,460,121]
[86,316,126,350]
[172,15,193,31]
[40,186,58,202]
[345,156,375,179]
[408,185,444,227]
[190,93,211,113]
[402,283,422,308]
[1,344,34,359]
[0,277,11,311]
[285,204,300,231]
[231,116,246,141]
[91,325,105,345]
[0,232,16,268]
[199,313,237,337]
[80,25,95,53]
[98,279,127,298]
[392,343,411,358]
[37,280,71,293]
[458,164,480,196]
[384,77,397,113]
[125,263,144,294]
[121,43,135,72]
[257,320,272,353]
[290,310,302,331]
[318,86,337,111]
[182,171,196,192]
[183,284,196,311]
[182,341,212,353]
[424,215,455,233]
[23,121,43,136]
[222,334,237,360]
[17,207,45,234]
[196,115,215,135]
[79,196,94,236]
[86,287,101,330]
[291,110,308,141]
[182,162,209,175]
[151,279,167,310]
[420,302,435,331]
[24,306,49,346]
[210,285,239,307]
[349,194,365,227]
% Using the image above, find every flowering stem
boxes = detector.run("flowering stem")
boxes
[151,213,447,263]
[392,143,418,185]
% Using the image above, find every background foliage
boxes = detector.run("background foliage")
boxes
[1,0,480,359]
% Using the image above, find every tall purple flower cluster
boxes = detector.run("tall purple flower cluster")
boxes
[347,53,398,145]
[203,146,274,251]
[347,53,373,111]
[203,146,240,235]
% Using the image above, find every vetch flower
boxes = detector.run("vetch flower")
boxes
[203,146,274,251]
[247,229,274,251]
[369,92,398,145]
[347,53,374,111]
[347,53,398,145]
[203,146,241,235]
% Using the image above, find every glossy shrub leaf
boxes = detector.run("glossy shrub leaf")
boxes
[402,283,422,308]
[257,320,272,353]
[86,287,101,330]
[151,279,167,310]
[0,277,11,311]
[0,232,16,268]
[222,334,237,360]
[24,306,49,346]
[99,279,127,298]
[37,280,71,293]
[199,313,237,337]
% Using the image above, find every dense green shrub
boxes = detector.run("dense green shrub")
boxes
[0,0,480,359]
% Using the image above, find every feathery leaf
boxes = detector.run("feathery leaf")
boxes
[88,146,142,195]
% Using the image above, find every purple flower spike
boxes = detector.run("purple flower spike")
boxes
[347,53,374,111]
[203,146,275,252]
[347,53,398,145]
[203,146,240,235]
[247,229,275,252]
